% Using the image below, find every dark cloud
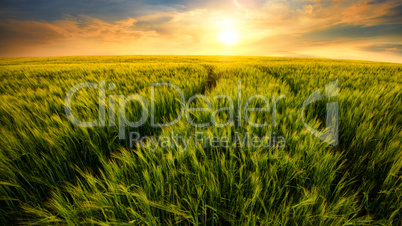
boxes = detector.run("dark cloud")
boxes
[302,24,402,41]
[362,44,402,55]
[369,0,387,4]
[0,0,189,21]
[379,3,402,21]
[135,16,173,28]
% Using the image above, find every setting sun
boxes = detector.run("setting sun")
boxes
[218,30,239,45]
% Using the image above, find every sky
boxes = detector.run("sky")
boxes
[0,0,401,63]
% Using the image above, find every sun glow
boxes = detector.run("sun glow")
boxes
[218,30,239,45]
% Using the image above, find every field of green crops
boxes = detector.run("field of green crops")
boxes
[0,56,401,225]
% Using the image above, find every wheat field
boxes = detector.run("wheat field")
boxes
[0,56,401,225]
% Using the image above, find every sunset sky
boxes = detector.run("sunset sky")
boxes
[0,0,401,62]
